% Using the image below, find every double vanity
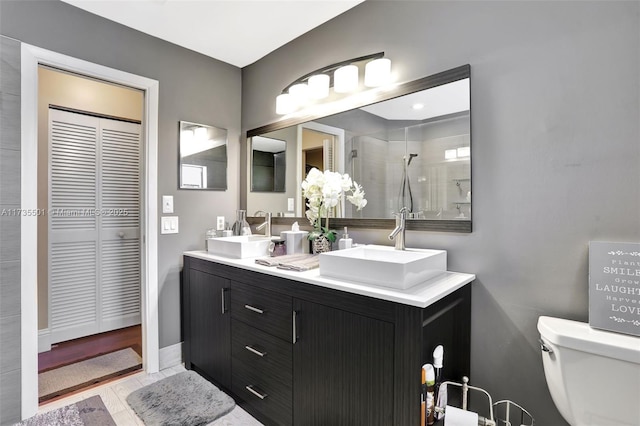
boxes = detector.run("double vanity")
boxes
[183,64,475,425]
[182,244,474,425]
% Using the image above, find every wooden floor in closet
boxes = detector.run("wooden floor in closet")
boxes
[38,325,142,373]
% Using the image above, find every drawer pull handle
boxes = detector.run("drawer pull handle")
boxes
[245,385,267,400]
[293,310,298,344]
[245,345,267,357]
[221,288,227,314]
[244,304,264,314]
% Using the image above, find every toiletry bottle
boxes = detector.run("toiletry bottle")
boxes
[424,364,435,425]
[433,345,443,400]
[338,226,352,249]
[433,345,446,420]
[232,210,251,236]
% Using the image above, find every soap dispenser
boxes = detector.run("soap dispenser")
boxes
[338,227,352,250]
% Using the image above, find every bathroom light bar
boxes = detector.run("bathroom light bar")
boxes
[276,52,392,115]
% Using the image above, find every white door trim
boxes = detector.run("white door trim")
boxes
[20,43,159,419]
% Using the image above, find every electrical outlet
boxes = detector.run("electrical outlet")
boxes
[216,216,225,231]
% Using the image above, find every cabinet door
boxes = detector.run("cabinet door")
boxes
[186,269,231,389]
[293,299,394,425]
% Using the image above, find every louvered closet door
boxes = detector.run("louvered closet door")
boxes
[49,108,141,344]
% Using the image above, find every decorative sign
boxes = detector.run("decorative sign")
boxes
[589,241,640,337]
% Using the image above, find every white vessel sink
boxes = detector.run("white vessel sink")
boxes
[319,244,446,289]
[207,235,271,258]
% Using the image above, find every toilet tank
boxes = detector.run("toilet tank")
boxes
[537,316,640,426]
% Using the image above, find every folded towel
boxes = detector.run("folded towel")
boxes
[255,253,313,267]
[277,254,319,271]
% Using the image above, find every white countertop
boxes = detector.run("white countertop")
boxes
[184,250,475,308]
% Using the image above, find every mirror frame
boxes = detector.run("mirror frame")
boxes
[246,64,471,233]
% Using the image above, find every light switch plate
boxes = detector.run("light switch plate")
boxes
[161,216,179,234]
[162,195,174,213]
[287,198,294,212]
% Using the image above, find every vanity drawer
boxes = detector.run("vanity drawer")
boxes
[231,281,293,342]
[232,358,293,425]
[231,319,292,383]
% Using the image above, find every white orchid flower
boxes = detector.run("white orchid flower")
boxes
[301,167,367,232]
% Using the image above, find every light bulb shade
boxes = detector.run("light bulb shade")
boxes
[334,65,359,93]
[364,58,391,87]
[276,93,295,115]
[308,74,330,99]
[288,82,309,106]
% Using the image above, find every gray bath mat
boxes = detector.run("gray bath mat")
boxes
[126,370,235,426]
[15,395,116,426]
[39,347,142,402]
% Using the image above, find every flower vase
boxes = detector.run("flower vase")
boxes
[312,235,331,254]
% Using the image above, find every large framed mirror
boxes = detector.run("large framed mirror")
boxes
[246,65,471,232]
[179,121,228,190]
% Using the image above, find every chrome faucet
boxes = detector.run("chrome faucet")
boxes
[255,212,272,238]
[388,207,407,250]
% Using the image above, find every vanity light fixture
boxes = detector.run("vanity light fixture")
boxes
[276,52,391,114]
[276,92,296,115]
[308,74,330,99]
[364,57,392,87]
[334,64,359,93]
[288,82,310,106]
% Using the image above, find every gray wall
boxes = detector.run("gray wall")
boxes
[0,35,22,425]
[242,2,640,425]
[0,0,242,356]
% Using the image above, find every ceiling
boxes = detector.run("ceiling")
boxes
[60,0,364,68]
[361,78,470,121]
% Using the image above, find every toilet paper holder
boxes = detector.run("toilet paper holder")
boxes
[435,376,534,426]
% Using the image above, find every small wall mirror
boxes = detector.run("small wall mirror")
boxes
[251,136,286,192]
[179,121,228,190]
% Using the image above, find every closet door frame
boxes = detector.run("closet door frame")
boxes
[20,43,159,419]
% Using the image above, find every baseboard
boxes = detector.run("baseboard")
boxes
[38,329,51,353]
[159,342,182,370]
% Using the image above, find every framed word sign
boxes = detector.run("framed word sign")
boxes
[589,241,640,337]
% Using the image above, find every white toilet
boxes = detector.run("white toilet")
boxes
[537,316,640,426]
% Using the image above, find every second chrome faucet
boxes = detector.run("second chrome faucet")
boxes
[388,207,407,250]
[255,212,272,238]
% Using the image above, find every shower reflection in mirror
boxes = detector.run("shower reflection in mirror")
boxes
[347,113,470,220]
[179,121,228,190]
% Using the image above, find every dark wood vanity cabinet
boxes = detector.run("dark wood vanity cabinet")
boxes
[182,255,471,426]
[293,299,395,425]
[183,267,231,390]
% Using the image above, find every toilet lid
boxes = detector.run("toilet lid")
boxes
[538,316,640,365]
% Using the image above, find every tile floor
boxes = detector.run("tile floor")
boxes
[36,364,263,425]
